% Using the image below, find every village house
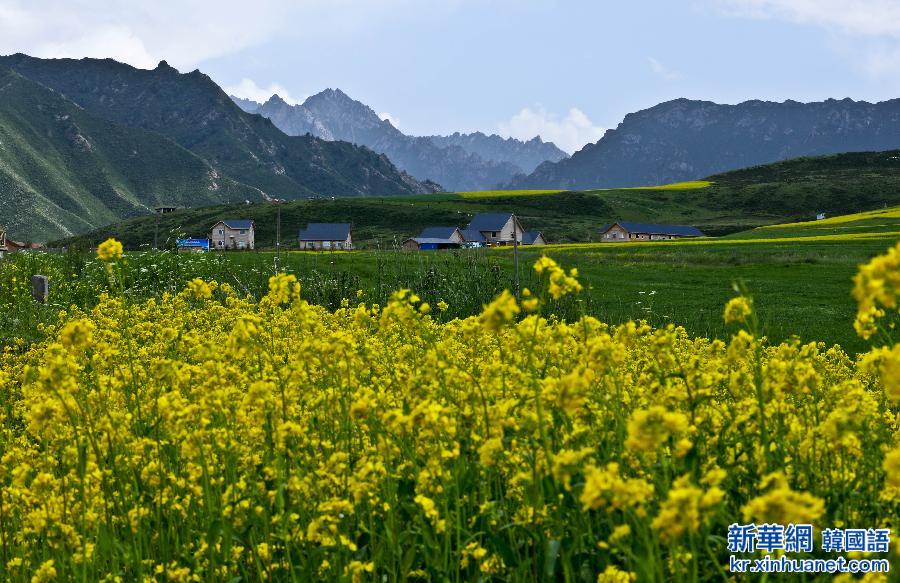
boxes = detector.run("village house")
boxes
[0,227,6,259]
[298,223,353,250]
[522,231,548,245]
[210,219,255,250]
[600,222,704,242]
[465,213,526,246]
[403,226,464,251]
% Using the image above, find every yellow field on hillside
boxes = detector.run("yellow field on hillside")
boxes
[457,189,565,198]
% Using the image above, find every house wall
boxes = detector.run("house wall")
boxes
[602,225,629,241]
[448,230,464,244]
[299,234,352,250]
[531,234,547,245]
[483,217,525,245]
[211,224,255,250]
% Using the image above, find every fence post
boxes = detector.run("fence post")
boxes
[31,275,49,304]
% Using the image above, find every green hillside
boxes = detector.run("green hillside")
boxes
[52,149,900,249]
[727,205,900,240]
[0,66,260,241]
[0,54,433,204]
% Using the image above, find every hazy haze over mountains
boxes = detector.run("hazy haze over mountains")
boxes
[511,97,900,190]
[236,90,568,191]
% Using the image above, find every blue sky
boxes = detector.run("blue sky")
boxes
[3,0,900,152]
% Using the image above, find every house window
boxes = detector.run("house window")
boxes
[218,229,224,235]
[491,231,498,237]
[240,229,247,234]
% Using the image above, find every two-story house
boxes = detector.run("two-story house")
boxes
[210,220,255,250]
[464,213,526,246]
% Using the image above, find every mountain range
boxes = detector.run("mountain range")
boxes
[511,97,900,189]
[0,65,262,240]
[235,90,568,191]
[0,54,440,239]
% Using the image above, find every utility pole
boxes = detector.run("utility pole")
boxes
[275,200,282,273]
[153,209,160,250]
[513,214,520,301]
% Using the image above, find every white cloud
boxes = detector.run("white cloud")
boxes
[224,78,303,105]
[716,0,900,78]
[497,106,606,154]
[716,0,900,37]
[0,0,435,71]
[647,57,682,81]
[379,112,401,129]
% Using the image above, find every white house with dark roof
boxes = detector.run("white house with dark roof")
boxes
[298,223,353,250]
[600,222,704,242]
[465,213,526,246]
[211,219,255,250]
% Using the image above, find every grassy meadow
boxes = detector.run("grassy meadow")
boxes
[5,208,900,355]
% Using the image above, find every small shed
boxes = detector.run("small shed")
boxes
[403,237,462,251]
[417,226,464,243]
[298,223,353,250]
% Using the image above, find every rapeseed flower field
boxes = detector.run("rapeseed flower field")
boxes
[1,239,899,580]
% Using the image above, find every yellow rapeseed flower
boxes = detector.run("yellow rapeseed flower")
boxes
[96,238,123,261]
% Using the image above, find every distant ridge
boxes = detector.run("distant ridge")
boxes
[510,97,900,190]
[242,89,568,190]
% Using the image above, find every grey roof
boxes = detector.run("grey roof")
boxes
[522,231,544,244]
[220,219,254,229]
[467,213,514,232]
[606,222,704,237]
[298,223,352,241]
[461,228,485,242]
[406,237,460,245]
[418,226,461,239]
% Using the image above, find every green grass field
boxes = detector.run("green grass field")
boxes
[6,212,899,354]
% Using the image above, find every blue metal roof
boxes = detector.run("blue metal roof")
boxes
[521,231,544,244]
[461,228,485,242]
[407,237,460,245]
[418,226,461,239]
[298,223,352,241]
[609,222,704,237]
[222,219,254,229]
[466,213,514,232]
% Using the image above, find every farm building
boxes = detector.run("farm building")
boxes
[211,219,255,250]
[418,226,465,243]
[600,222,704,242]
[403,226,464,251]
[298,223,353,250]
[177,238,211,252]
[403,238,462,251]
[522,231,547,245]
[465,213,526,246]
[0,227,6,259]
